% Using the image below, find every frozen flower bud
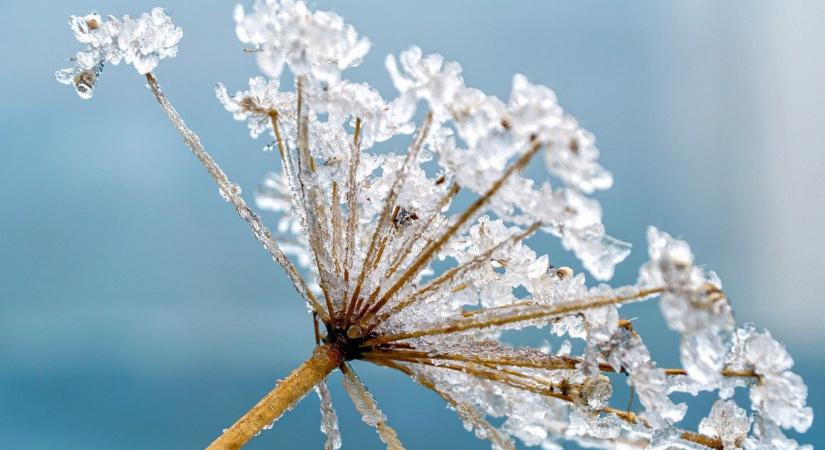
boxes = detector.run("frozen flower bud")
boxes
[56,7,182,98]
[117,8,183,74]
[699,400,751,449]
[235,0,370,82]
[216,77,296,139]
[639,227,734,335]
[69,12,115,47]
[725,327,813,433]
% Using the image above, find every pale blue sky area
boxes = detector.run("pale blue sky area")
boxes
[1,1,822,449]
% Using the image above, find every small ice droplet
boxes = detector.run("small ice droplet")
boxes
[75,79,95,99]
[69,61,104,100]
[263,141,276,152]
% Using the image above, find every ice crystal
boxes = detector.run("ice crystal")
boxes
[56,1,813,449]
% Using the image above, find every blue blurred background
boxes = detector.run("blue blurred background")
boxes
[1,1,822,448]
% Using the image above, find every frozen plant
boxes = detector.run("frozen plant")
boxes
[55,2,813,450]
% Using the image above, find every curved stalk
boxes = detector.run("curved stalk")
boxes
[206,344,343,450]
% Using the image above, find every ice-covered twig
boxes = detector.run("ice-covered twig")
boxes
[145,73,328,321]
[315,381,342,450]
[363,287,664,346]
[341,364,406,450]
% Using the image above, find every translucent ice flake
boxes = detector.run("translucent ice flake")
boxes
[639,227,734,366]
[234,0,369,82]
[561,225,631,281]
[567,408,621,440]
[508,74,613,194]
[680,330,728,386]
[57,7,182,98]
[309,80,414,148]
[454,403,516,450]
[750,370,813,433]
[386,46,464,121]
[698,400,751,449]
[724,326,813,434]
[744,415,813,450]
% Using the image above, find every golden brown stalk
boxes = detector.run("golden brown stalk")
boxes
[340,117,363,319]
[372,355,723,450]
[206,345,342,450]
[293,77,339,317]
[331,181,343,278]
[267,112,287,160]
[362,287,664,346]
[362,348,585,372]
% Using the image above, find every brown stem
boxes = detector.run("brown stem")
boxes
[206,345,342,450]
[363,287,664,346]
[372,355,722,449]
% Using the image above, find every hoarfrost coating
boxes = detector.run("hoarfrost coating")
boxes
[56,2,813,450]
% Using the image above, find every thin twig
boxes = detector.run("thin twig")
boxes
[362,287,664,346]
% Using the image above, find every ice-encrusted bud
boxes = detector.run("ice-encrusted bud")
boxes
[56,7,182,98]
[639,227,737,386]
[216,77,296,139]
[235,0,369,82]
[724,325,813,435]
[117,7,182,74]
[698,400,751,449]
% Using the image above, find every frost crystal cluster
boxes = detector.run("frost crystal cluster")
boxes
[56,2,813,450]
[55,8,182,98]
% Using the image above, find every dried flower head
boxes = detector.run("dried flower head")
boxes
[56,3,812,450]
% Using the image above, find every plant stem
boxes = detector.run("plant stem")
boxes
[206,344,343,450]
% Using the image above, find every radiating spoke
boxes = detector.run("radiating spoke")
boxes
[341,364,406,450]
